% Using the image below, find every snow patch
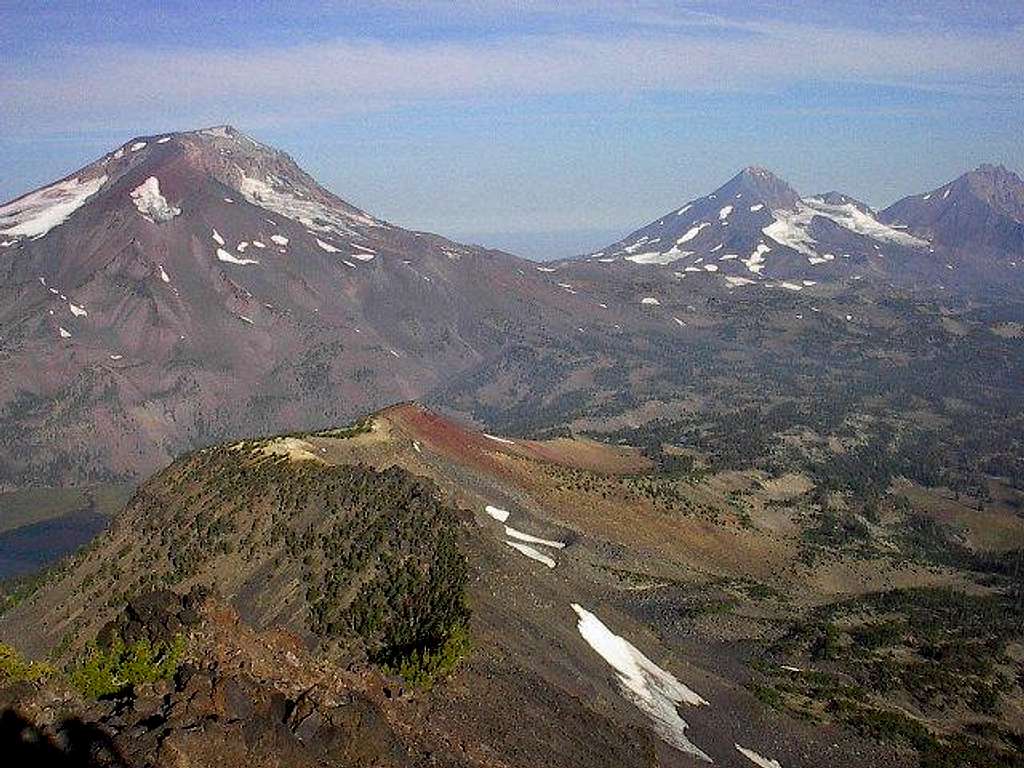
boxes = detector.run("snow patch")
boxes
[130,141,147,152]
[212,229,225,245]
[69,302,87,317]
[735,745,783,768]
[130,177,180,223]
[58,326,71,339]
[216,248,259,266]
[742,243,771,275]
[483,433,515,445]
[316,237,340,252]
[504,526,566,549]
[484,505,510,523]
[718,205,733,221]
[725,276,756,287]
[677,222,710,244]
[270,234,289,245]
[749,203,764,212]
[572,604,711,761]
[641,297,661,305]
[0,175,107,238]
[159,265,171,283]
[506,541,556,568]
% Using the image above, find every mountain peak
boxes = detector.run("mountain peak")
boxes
[717,166,800,210]
[961,163,1024,223]
[739,165,777,178]
[879,162,1024,253]
[969,162,1013,178]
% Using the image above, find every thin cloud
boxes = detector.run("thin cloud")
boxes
[2,21,1021,133]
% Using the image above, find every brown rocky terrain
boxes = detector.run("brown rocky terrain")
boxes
[4,404,1021,767]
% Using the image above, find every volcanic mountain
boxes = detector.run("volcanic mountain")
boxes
[0,126,610,487]
[2,133,1022,491]
[880,163,1024,267]
[577,165,1023,290]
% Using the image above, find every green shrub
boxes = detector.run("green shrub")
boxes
[379,621,471,689]
[0,643,53,683]
[68,633,185,698]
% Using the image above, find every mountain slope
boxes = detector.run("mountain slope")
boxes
[6,404,1022,766]
[3,404,949,768]
[0,126,606,488]
[580,166,934,287]
[880,163,1024,269]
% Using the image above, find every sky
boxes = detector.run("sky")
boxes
[2,1,1022,259]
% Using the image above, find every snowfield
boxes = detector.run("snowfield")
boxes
[763,198,927,259]
[572,604,712,762]
[625,247,692,265]
[0,175,107,238]
[239,173,379,236]
[742,243,771,275]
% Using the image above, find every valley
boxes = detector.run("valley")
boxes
[0,126,1022,767]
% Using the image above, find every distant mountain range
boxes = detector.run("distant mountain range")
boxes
[574,164,1024,289]
[0,127,1021,487]
[2,130,1023,768]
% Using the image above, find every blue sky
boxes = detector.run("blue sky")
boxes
[2,1,1022,258]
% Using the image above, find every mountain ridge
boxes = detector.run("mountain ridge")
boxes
[1,129,1022,491]
[576,162,1022,290]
